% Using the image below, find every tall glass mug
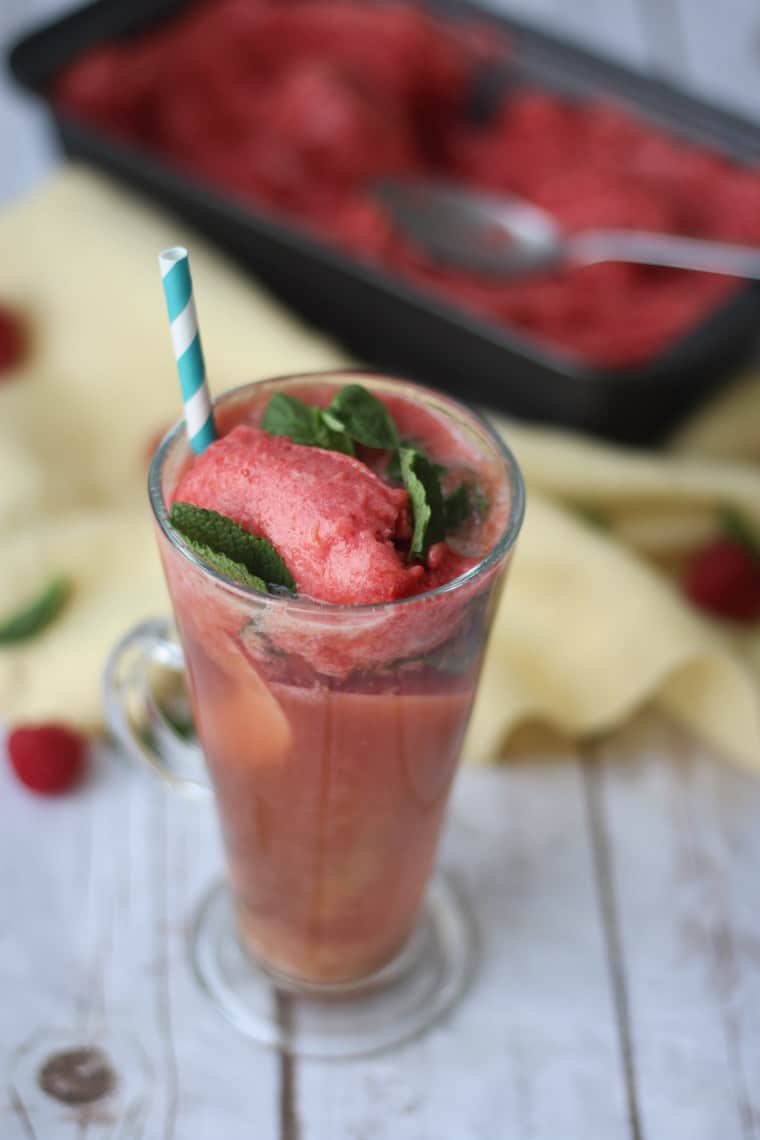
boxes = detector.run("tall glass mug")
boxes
[104,372,524,1057]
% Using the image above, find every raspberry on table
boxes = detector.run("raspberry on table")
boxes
[6,724,87,795]
[0,306,26,374]
[684,536,760,623]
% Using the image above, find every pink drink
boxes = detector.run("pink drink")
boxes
[154,375,516,985]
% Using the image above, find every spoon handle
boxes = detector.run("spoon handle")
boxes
[570,230,760,278]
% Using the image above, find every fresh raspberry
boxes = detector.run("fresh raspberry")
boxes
[684,537,760,623]
[7,724,87,795]
[0,306,26,374]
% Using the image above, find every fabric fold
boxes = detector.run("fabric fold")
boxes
[1,167,758,768]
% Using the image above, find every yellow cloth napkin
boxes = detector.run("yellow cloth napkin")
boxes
[1,167,759,768]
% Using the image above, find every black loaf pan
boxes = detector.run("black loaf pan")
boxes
[10,0,760,443]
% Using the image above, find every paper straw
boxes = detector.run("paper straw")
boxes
[158,246,217,454]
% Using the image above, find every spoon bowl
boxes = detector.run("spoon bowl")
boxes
[375,178,760,280]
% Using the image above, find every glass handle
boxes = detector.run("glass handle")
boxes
[102,616,210,796]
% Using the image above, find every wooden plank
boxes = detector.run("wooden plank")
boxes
[633,0,687,82]
[541,0,648,69]
[295,762,633,1140]
[162,778,281,1140]
[4,717,759,1136]
[675,0,760,120]
[1,744,171,1138]
[0,0,65,206]
[594,714,760,1140]
[473,0,558,33]
[0,737,280,1140]
[475,0,648,68]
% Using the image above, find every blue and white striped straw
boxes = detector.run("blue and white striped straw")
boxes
[159,246,217,454]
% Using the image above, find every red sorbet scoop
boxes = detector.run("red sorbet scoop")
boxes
[173,425,426,604]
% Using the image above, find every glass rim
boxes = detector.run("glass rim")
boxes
[148,369,526,615]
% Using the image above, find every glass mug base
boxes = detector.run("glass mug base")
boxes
[191,871,477,1059]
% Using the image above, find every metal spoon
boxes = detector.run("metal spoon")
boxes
[374,178,760,279]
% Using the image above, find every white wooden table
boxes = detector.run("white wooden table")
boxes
[3,714,760,1140]
[2,4,760,1136]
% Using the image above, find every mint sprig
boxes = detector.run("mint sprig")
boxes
[571,503,610,532]
[443,484,470,531]
[387,439,446,483]
[0,575,71,645]
[326,384,399,449]
[400,448,446,560]
[262,384,400,455]
[169,502,295,591]
[262,392,317,446]
[719,506,760,561]
[473,488,488,521]
[444,483,490,531]
[260,384,484,559]
[181,539,267,592]
[261,393,355,456]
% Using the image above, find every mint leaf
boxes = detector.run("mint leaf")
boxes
[400,448,445,560]
[169,502,295,591]
[388,439,446,483]
[719,506,760,560]
[262,392,320,446]
[0,576,71,645]
[386,450,403,482]
[326,384,400,449]
[444,484,470,531]
[164,710,196,740]
[321,409,347,433]
[311,408,355,455]
[180,537,267,592]
[473,488,488,521]
[261,384,401,455]
[571,503,610,531]
[262,391,355,456]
